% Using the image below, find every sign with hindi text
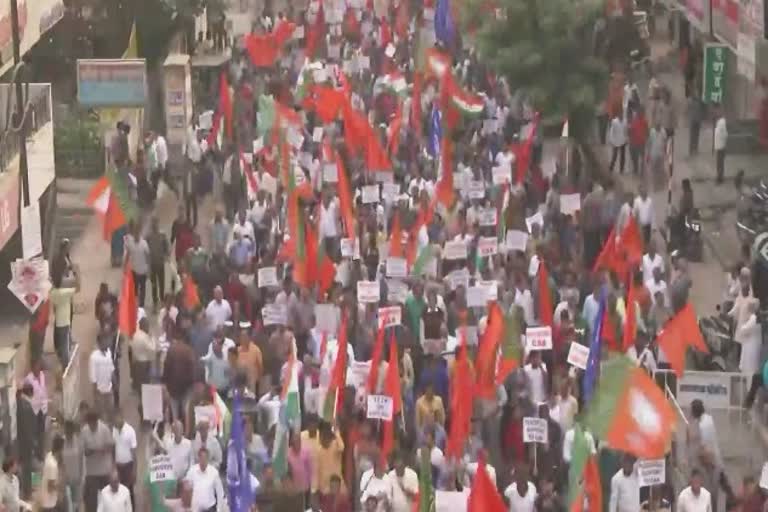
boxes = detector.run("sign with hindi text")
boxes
[523,417,548,443]
[525,326,553,351]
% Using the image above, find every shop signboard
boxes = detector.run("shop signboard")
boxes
[77,59,148,107]
[702,44,728,104]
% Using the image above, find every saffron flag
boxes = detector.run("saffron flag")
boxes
[323,313,348,422]
[584,356,675,459]
[86,169,137,241]
[446,331,474,458]
[537,261,554,328]
[566,424,602,512]
[118,262,137,337]
[182,275,200,310]
[655,302,708,377]
[436,138,454,208]
[467,454,506,512]
[306,1,326,58]
[475,303,504,398]
[623,278,638,352]
[390,211,405,258]
[381,332,402,464]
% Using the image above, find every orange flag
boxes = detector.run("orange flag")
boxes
[436,138,455,208]
[622,216,644,266]
[475,303,504,399]
[623,278,638,352]
[182,275,200,310]
[118,262,137,337]
[655,303,708,377]
[447,330,474,458]
[572,456,603,512]
[537,261,553,328]
[335,150,356,239]
[380,332,402,465]
[468,454,507,512]
[390,211,404,258]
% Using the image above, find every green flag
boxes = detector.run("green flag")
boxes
[418,447,435,512]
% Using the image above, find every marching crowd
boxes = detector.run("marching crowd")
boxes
[6,1,767,512]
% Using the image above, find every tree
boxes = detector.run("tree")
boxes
[461,0,607,142]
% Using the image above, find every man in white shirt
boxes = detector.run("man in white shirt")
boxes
[641,242,665,284]
[388,452,418,512]
[609,455,640,512]
[112,411,137,507]
[40,435,63,511]
[205,286,232,330]
[608,113,628,173]
[714,108,727,184]
[148,131,177,197]
[504,465,537,512]
[97,468,132,512]
[89,335,115,418]
[632,186,654,245]
[183,123,202,226]
[192,421,223,470]
[645,267,669,307]
[523,351,548,405]
[185,448,224,512]
[164,420,194,480]
[124,225,151,308]
[677,469,712,512]
[360,460,392,512]
[562,427,596,464]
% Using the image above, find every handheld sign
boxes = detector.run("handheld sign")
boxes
[478,237,498,257]
[567,343,590,370]
[505,230,529,253]
[523,417,548,443]
[386,257,407,278]
[362,184,380,204]
[367,394,394,420]
[444,240,468,260]
[560,193,581,216]
[378,306,402,327]
[149,455,175,483]
[637,459,666,487]
[262,304,288,325]
[258,266,279,288]
[525,326,553,351]
[357,281,380,303]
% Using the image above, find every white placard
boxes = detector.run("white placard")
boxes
[467,286,489,308]
[492,165,511,185]
[523,417,548,443]
[760,462,768,490]
[378,306,401,327]
[466,180,485,199]
[258,266,279,288]
[315,304,338,333]
[313,67,328,83]
[386,257,407,278]
[567,342,590,370]
[637,459,666,487]
[560,193,581,216]
[478,280,498,301]
[312,126,323,142]
[253,137,264,154]
[478,208,497,227]
[443,240,468,260]
[478,237,498,257]
[340,237,361,259]
[436,491,469,512]
[323,162,338,182]
[194,405,217,427]
[367,394,394,420]
[21,203,42,260]
[293,25,305,39]
[505,230,529,252]
[199,111,214,130]
[382,182,400,202]
[357,280,380,303]
[526,211,544,232]
[362,184,380,204]
[387,280,408,304]
[141,384,164,422]
[385,43,396,58]
[149,455,175,483]
[446,269,470,290]
[525,326,553,351]
[263,304,288,325]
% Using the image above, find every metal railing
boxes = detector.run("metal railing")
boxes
[0,87,51,173]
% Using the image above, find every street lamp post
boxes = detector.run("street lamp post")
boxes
[10,0,30,208]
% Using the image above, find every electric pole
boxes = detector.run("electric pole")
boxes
[10,0,30,207]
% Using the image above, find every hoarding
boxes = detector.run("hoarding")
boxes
[77,59,148,107]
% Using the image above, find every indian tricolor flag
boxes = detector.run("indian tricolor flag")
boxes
[378,71,409,97]
[584,356,675,459]
[86,169,137,240]
[272,346,302,480]
[449,86,484,117]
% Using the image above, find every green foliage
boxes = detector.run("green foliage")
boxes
[463,0,608,140]
[53,109,105,178]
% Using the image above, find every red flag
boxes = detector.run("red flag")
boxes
[118,262,137,337]
[475,303,504,399]
[306,1,326,58]
[593,226,619,274]
[182,275,200,310]
[514,113,540,185]
[365,128,392,172]
[367,321,387,393]
[623,278,638,352]
[537,261,554,328]
[435,138,454,208]
[31,299,50,334]
[335,150,356,239]
[468,454,506,512]
[380,332,401,465]
[387,102,404,155]
[273,19,297,48]
[602,308,619,351]
[446,330,474,458]
[656,303,709,377]
[218,72,233,138]
[329,312,349,412]
[304,85,347,124]
[342,103,370,155]
[621,216,644,266]
[244,33,280,67]
[390,211,404,258]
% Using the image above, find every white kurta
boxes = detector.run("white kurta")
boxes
[736,313,762,375]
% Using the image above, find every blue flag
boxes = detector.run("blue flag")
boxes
[582,288,606,405]
[428,106,442,157]
[227,392,255,512]
[435,0,455,46]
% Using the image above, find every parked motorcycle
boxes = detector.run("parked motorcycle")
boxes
[666,208,704,262]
